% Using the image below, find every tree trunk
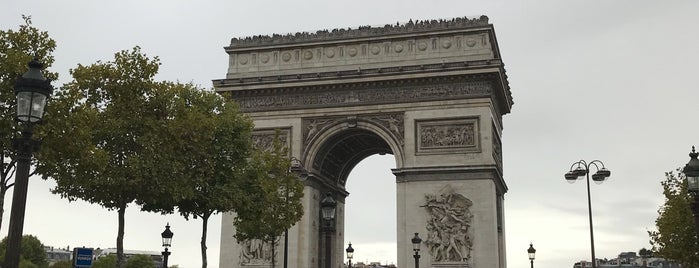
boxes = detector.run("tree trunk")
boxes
[117,204,126,268]
[0,187,6,232]
[201,213,210,268]
[271,239,276,268]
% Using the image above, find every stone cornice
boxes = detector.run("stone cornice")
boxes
[392,164,507,194]
[227,16,490,49]
[214,59,502,87]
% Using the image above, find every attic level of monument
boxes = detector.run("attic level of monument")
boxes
[227,15,491,49]
[214,15,511,106]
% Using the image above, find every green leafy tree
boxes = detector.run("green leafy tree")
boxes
[125,254,154,268]
[92,255,116,268]
[639,248,653,258]
[233,137,305,268]
[138,84,257,268]
[0,234,48,268]
[0,15,57,232]
[35,46,172,268]
[49,260,71,268]
[648,169,699,267]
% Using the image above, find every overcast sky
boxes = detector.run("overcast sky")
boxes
[2,1,699,268]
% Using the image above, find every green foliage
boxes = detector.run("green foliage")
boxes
[233,135,305,243]
[137,84,257,268]
[92,255,117,268]
[0,15,57,232]
[125,254,154,268]
[638,248,653,258]
[35,46,171,268]
[138,84,254,216]
[648,169,699,266]
[49,260,72,268]
[19,258,39,268]
[0,234,48,268]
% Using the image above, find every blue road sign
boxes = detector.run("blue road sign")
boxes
[73,247,93,268]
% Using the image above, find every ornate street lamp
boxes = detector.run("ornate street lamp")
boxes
[682,146,699,236]
[321,192,337,268]
[527,243,536,268]
[411,233,422,268]
[4,58,53,268]
[161,223,174,268]
[564,160,611,268]
[346,242,354,268]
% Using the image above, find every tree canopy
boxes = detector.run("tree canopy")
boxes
[137,83,256,268]
[233,138,304,243]
[0,15,57,232]
[35,46,174,268]
[0,234,48,268]
[124,254,154,268]
[92,255,116,268]
[648,169,699,267]
[233,136,305,267]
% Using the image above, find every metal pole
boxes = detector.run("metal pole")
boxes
[349,259,352,268]
[693,194,699,238]
[284,229,289,268]
[530,259,534,268]
[4,128,35,268]
[585,171,597,268]
[413,251,420,268]
[325,231,332,268]
[162,248,171,268]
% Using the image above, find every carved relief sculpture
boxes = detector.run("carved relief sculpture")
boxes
[252,128,291,152]
[239,239,274,266]
[417,118,479,154]
[303,113,405,147]
[423,186,474,263]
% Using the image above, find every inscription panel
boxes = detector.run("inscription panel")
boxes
[416,117,479,155]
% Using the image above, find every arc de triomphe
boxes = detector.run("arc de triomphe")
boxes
[215,16,513,268]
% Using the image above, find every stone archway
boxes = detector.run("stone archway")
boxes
[216,15,512,268]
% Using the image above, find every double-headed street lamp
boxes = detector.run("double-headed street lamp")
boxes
[5,58,53,268]
[346,242,354,268]
[527,243,536,268]
[682,146,699,237]
[321,192,337,268]
[564,160,611,268]
[161,223,174,268]
[411,233,422,268]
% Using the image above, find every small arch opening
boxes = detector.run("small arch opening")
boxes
[345,154,397,265]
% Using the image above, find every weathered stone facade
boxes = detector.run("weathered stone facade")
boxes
[216,15,512,268]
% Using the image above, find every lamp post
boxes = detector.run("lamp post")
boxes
[161,223,174,268]
[320,192,337,268]
[411,233,422,268]
[346,242,354,268]
[284,157,308,268]
[682,146,699,237]
[564,160,611,268]
[527,243,536,268]
[4,58,53,268]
